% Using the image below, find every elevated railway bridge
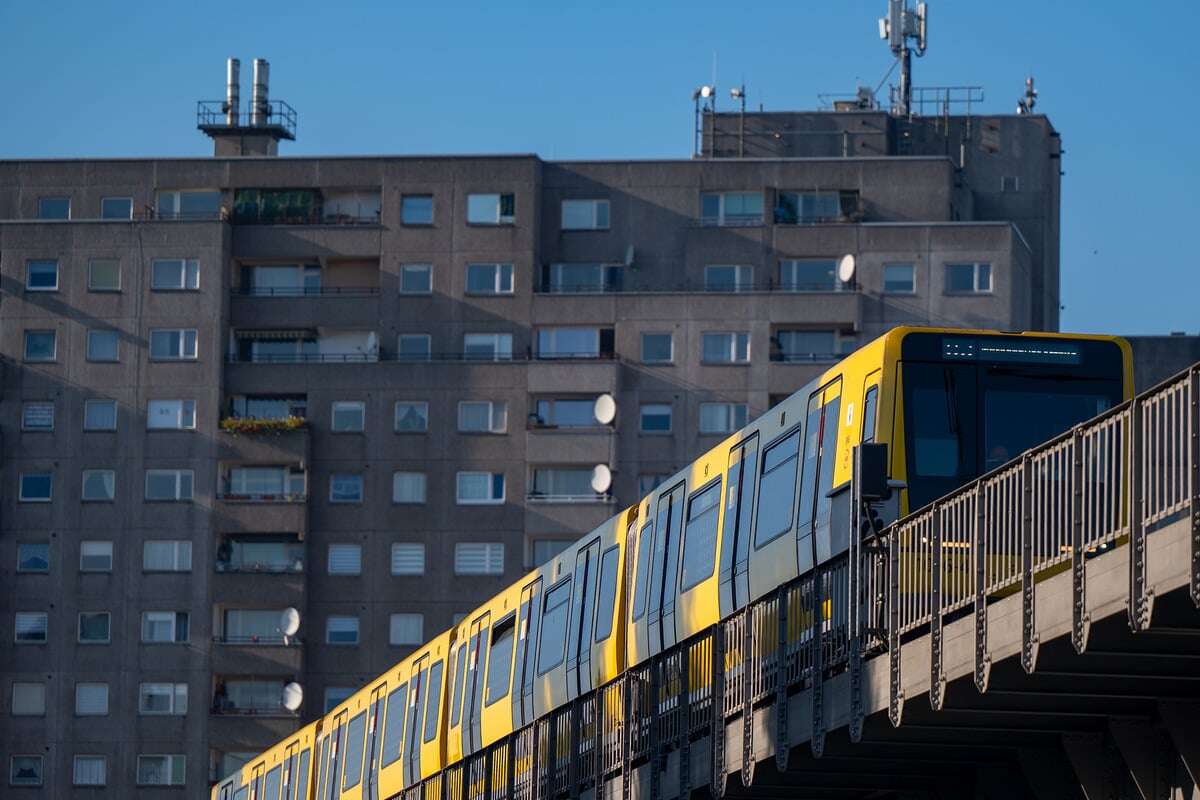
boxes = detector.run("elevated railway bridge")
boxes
[250,360,1200,800]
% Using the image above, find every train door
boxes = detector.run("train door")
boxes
[314,728,331,800]
[748,423,803,602]
[250,764,265,800]
[566,539,600,697]
[589,541,624,686]
[325,711,348,800]
[280,742,299,800]
[718,434,759,618]
[404,656,429,786]
[446,642,467,763]
[515,577,543,726]
[462,613,490,756]
[627,507,652,664]
[798,380,843,565]
[646,481,686,656]
[363,684,387,800]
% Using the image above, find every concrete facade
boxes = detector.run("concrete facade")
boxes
[0,108,1059,797]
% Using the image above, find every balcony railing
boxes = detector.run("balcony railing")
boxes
[212,634,301,646]
[226,353,379,364]
[211,702,298,718]
[770,352,842,363]
[215,558,304,574]
[234,286,380,297]
[526,492,614,504]
[233,208,380,226]
[534,279,858,295]
[215,491,307,503]
[197,100,298,138]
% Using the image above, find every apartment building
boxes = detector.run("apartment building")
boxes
[0,81,1060,797]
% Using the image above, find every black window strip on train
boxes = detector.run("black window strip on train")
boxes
[593,545,620,642]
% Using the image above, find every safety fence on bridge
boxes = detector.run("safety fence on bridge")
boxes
[394,364,1199,800]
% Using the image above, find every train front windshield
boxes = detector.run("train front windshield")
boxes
[901,335,1125,512]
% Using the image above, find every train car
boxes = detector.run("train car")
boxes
[215,327,1131,800]
[210,721,317,800]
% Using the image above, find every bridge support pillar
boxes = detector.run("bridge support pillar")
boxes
[1110,719,1173,800]
[1062,732,1119,800]
[1159,701,1200,788]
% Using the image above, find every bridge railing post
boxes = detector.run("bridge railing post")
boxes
[1130,395,1150,631]
[1190,365,1200,608]
[1071,426,1091,653]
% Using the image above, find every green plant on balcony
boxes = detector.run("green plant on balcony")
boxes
[219,416,308,435]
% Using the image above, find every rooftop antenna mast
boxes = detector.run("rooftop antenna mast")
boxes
[879,0,928,117]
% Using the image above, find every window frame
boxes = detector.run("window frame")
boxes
[83,399,118,431]
[10,754,44,787]
[455,471,506,505]
[390,542,426,576]
[699,190,764,226]
[144,469,194,501]
[148,328,199,361]
[701,331,751,364]
[23,329,57,362]
[20,401,54,432]
[399,263,433,294]
[457,400,508,434]
[465,262,515,295]
[639,403,673,435]
[326,615,361,645]
[150,258,200,291]
[331,400,366,433]
[87,258,122,291]
[135,754,187,786]
[453,542,505,575]
[389,612,425,646]
[882,262,916,294]
[11,682,46,716]
[400,194,435,226]
[25,259,59,292]
[462,332,513,361]
[74,681,110,715]
[704,264,754,292]
[18,472,53,503]
[394,400,430,432]
[142,540,193,572]
[16,542,50,574]
[37,195,70,220]
[640,332,674,364]
[329,473,365,504]
[698,402,749,435]
[73,754,108,787]
[944,262,994,294]
[100,196,133,220]
[466,192,515,225]
[77,611,112,644]
[140,611,189,644]
[560,198,610,231]
[14,611,49,644]
[327,543,363,576]
[81,469,116,502]
[85,329,120,363]
[391,471,428,504]
[397,333,433,361]
[79,540,114,572]
[146,399,196,430]
[138,682,188,715]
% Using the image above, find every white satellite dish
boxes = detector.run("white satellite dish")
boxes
[837,254,857,284]
[593,394,617,425]
[278,607,301,637]
[700,85,713,99]
[591,464,613,494]
[281,682,304,712]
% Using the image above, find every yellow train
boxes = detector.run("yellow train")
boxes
[212,326,1132,800]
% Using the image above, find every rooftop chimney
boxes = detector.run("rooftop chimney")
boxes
[197,57,295,157]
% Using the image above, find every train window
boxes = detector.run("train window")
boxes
[485,615,516,705]
[264,766,281,800]
[754,429,801,547]
[449,645,468,726]
[234,787,248,800]
[796,396,823,555]
[593,545,621,642]
[381,683,407,767]
[422,661,444,742]
[862,386,878,443]
[630,522,652,621]
[295,750,310,800]
[680,479,722,590]
[315,735,331,800]
[537,578,573,674]
[654,484,686,614]
[330,721,346,800]
[813,395,842,542]
[342,711,367,790]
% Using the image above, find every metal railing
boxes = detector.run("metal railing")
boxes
[215,559,305,574]
[197,100,298,139]
[215,491,307,503]
[348,362,1200,800]
[234,286,381,297]
[525,493,614,505]
[212,634,301,646]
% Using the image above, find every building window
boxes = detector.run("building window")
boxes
[16,543,49,573]
[328,543,362,575]
[533,397,602,428]
[454,542,504,575]
[401,194,434,225]
[699,402,748,434]
[945,262,993,294]
[466,262,514,295]
[775,330,841,362]
[543,262,621,294]
[81,470,116,502]
[147,399,196,430]
[136,754,186,786]
[25,259,59,291]
[467,192,515,225]
[88,258,121,291]
[84,399,118,431]
[324,687,354,713]
[73,755,107,786]
[331,401,366,432]
[10,755,43,787]
[38,196,70,219]
[225,466,305,498]
[139,682,188,715]
[326,615,360,645]
[330,473,364,503]
[101,196,133,219]
[537,327,612,359]
[561,199,610,230]
[397,333,432,361]
[530,467,604,501]
[21,402,54,431]
[399,263,433,294]
[641,332,673,363]
[774,191,843,224]
[390,543,426,576]
[231,394,307,420]
[11,682,46,716]
[779,259,846,292]
[394,401,429,432]
[638,474,669,495]
[639,403,673,434]
[531,538,574,568]
[458,401,507,433]
[75,682,109,715]
[151,258,200,290]
[80,541,113,572]
[157,188,220,219]
[149,328,198,360]
[700,191,763,226]
[704,264,753,292]
[141,611,189,643]
[23,330,56,361]
[389,613,424,646]
[702,332,751,364]
[78,612,112,644]
[392,472,427,504]
[145,469,194,501]
[463,332,513,361]
[14,612,48,643]
[456,472,505,505]
[86,329,120,362]
[883,263,915,293]
[143,540,192,572]
[18,473,52,502]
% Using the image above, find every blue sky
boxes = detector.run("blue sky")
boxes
[1,0,1196,334]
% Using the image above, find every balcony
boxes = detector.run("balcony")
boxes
[218,422,309,465]
[211,636,303,675]
[231,188,379,226]
[213,480,308,538]
[228,330,379,364]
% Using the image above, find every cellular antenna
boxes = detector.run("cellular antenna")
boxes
[879,0,928,117]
